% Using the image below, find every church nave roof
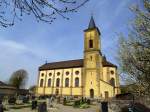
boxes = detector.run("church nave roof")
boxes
[39,58,117,70]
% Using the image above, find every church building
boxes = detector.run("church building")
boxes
[37,16,120,99]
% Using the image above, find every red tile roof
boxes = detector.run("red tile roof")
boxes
[39,58,117,70]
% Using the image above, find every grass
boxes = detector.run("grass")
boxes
[79,103,90,109]
[37,99,46,103]
[62,100,90,109]
[9,104,32,109]
[5,99,46,110]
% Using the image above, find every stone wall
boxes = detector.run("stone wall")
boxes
[108,100,132,112]
[108,99,150,112]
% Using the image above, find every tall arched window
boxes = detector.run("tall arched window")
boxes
[75,77,79,87]
[48,78,51,87]
[89,39,93,48]
[56,78,60,87]
[110,78,115,87]
[40,79,44,87]
[65,78,69,87]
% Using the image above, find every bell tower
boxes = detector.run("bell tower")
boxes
[84,16,101,52]
[83,16,102,98]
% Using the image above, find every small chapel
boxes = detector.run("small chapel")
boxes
[37,16,120,99]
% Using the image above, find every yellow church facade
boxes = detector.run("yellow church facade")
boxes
[37,17,120,99]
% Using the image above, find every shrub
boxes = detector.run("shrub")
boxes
[86,99,91,105]
[80,103,90,109]
[63,98,67,105]
[72,99,91,109]
[32,100,37,110]
[73,100,80,108]
[22,97,29,103]
[8,97,16,104]
[39,95,46,100]
[81,97,84,103]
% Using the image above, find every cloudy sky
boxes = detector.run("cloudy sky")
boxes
[0,0,141,87]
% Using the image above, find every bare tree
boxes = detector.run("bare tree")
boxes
[9,69,28,89]
[29,85,37,94]
[0,0,89,27]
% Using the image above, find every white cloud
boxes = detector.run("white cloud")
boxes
[0,38,40,87]
[0,38,30,54]
[0,38,49,59]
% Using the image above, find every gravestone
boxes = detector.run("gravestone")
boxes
[23,96,29,103]
[46,98,51,108]
[0,104,3,112]
[8,97,16,104]
[0,100,3,112]
[63,97,66,105]
[38,102,47,112]
[32,100,37,110]
[57,96,60,103]
[101,101,108,112]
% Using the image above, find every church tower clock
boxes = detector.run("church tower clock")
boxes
[83,16,103,98]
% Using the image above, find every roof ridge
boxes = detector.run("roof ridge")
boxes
[45,59,83,64]
[39,58,117,70]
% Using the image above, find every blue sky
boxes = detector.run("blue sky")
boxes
[0,0,141,87]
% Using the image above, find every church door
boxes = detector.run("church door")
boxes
[105,91,109,99]
[90,89,94,98]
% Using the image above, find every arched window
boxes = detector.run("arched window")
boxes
[89,39,93,48]
[56,78,60,87]
[65,78,69,87]
[40,79,44,87]
[75,77,79,87]
[48,78,51,87]
[110,78,115,86]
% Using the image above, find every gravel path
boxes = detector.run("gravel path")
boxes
[6,104,98,112]
[6,108,36,112]
[48,104,98,112]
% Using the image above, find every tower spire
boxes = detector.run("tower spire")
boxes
[84,15,100,35]
[88,16,96,29]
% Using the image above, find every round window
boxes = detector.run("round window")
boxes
[41,73,44,76]
[75,71,79,75]
[49,73,52,76]
[66,71,69,75]
[110,70,114,74]
[57,72,60,76]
